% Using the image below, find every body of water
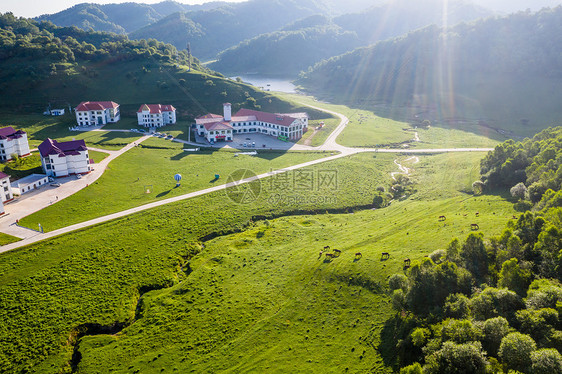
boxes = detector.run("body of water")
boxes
[231,75,297,93]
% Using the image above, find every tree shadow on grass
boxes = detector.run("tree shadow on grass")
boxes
[156,189,172,198]
[378,314,420,370]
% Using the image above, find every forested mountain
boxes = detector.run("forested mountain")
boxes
[387,127,562,373]
[298,7,562,131]
[130,0,325,60]
[333,0,490,45]
[210,21,360,75]
[209,0,491,76]
[0,13,316,118]
[35,1,229,34]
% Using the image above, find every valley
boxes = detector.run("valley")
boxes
[1,2,562,373]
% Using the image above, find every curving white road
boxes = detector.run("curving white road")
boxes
[0,103,494,253]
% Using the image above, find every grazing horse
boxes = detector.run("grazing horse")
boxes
[324,245,330,250]
[333,249,341,257]
[355,252,362,259]
[438,215,446,221]
[325,253,335,259]
[471,223,480,230]
[404,258,411,267]
[475,212,480,217]
[318,251,323,259]
[381,252,390,260]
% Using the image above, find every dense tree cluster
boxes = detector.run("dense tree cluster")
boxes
[0,13,199,75]
[389,128,562,373]
[479,127,562,207]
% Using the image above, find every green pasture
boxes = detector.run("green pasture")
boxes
[284,94,504,149]
[0,151,515,373]
[19,146,331,231]
[88,150,109,164]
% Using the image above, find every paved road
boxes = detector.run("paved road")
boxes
[0,102,494,252]
[0,135,150,239]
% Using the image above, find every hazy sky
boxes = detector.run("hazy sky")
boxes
[0,0,246,18]
[1,0,562,19]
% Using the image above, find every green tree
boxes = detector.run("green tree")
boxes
[389,273,408,292]
[443,293,471,319]
[424,341,487,374]
[498,332,536,373]
[460,233,488,279]
[469,287,523,322]
[400,362,423,374]
[481,316,511,356]
[531,348,562,374]
[441,319,483,344]
[497,258,531,296]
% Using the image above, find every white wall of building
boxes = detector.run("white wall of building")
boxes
[0,176,13,202]
[137,110,176,127]
[42,151,90,177]
[0,133,31,161]
[76,108,120,126]
[11,175,49,195]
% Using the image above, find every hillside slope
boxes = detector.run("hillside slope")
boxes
[209,0,492,76]
[129,0,324,60]
[210,22,361,75]
[298,7,562,135]
[0,13,323,119]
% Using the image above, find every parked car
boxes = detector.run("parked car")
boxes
[166,135,173,140]
[50,182,61,187]
[130,129,137,132]
[76,174,82,179]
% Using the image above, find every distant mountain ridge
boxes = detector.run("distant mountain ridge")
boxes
[298,6,562,132]
[210,0,493,75]
[35,1,230,34]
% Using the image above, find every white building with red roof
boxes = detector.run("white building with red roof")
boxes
[0,127,31,162]
[137,104,176,128]
[38,138,91,177]
[75,101,120,126]
[195,103,308,143]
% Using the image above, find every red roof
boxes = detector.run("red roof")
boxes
[204,122,233,131]
[234,108,298,127]
[197,113,223,120]
[0,126,26,140]
[0,172,9,180]
[137,104,176,114]
[38,138,87,158]
[76,101,119,111]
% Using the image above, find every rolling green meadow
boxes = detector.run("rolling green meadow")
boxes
[283,94,502,149]
[19,142,331,231]
[0,151,516,373]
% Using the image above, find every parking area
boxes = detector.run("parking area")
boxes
[201,133,311,151]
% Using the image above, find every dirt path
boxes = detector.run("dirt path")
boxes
[390,156,420,181]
